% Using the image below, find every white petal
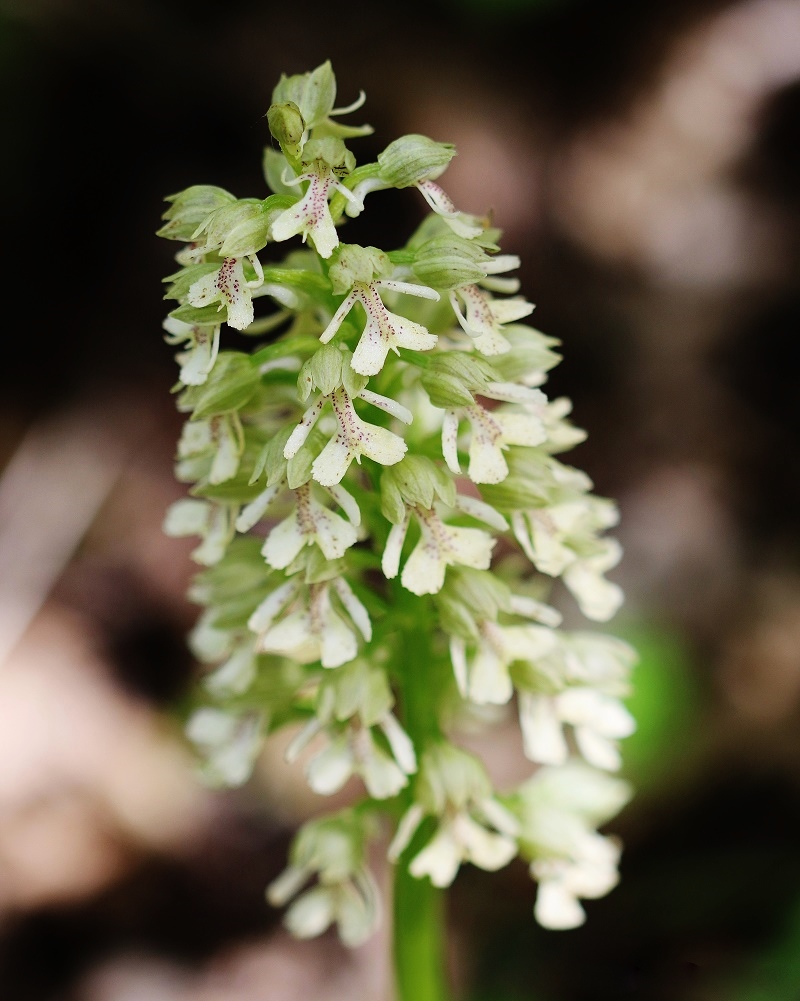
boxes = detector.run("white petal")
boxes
[446,526,495,570]
[383,309,438,353]
[312,437,354,486]
[285,400,325,459]
[574,728,623,772]
[323,483,361,525]
[519,693,568,765]
[358,424,408,467]
[382,515,410,579]
[469,641,513,705]
[388,804,425,862]
[351,313,392,376]
[205,644,257,696]
[262,511,307,569]
[306,738,355,794]
[495,411,547,447]
[320,610,358,668]
[261,611,321,663]
[468,435,509,485]
[455,814,517,872]
[452,494,509,531]
[314,507,359,560]
[236,482,281,532]
[309,209,339,259]
[534,880,586,930]
[401,540,447,596]
[359,389,413,425]
[409,825,462,887]
[442,411,460,474]
[319,291,357,344]
[374,279,440,301]
[285,887,336,939]
[266,864,311,906]
[449,636,469,697]
[379,713,417,775]
[248,580,297,634]
[564,565,624,622]
[163,499,209,537]
[333,578,372,641]
[360,739,408,799]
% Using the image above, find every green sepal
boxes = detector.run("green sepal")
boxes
[158,185,236,242]
[328,244,391,295]
[420,372,474,409]
[487,325,562,382]
[304,549,346,584]
[272,61,337,131]
[342,360,368,398]
[383,455,455,511]
[163,262,219,302]
[447,567,511,619]
[419,353,499,408]
[170,302,226,327]
[310,343,344,396]
[263,148,304,197]
[181,352,261,419]
[287,446,314,489]
[380,471,406,525]
[302,136,355,173]
[377,134,456,188]
[250,424,294,486]
[191,475,265,504]
[434,591,479,640]
[261,265,332,298]
[412,234,490,290]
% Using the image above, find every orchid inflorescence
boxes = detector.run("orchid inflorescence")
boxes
[159,61,635,946]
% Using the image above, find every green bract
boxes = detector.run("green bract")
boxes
[159,61,634,959]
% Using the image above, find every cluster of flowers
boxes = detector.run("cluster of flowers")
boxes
[159,62,635,945]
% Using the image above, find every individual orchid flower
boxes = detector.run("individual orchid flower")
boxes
[513,762,632,929]
[162,498,237,566]
[382,503,497,596]
[287,717,416,800]
[251,579,371,669]
[532,833,622,929]
[271,161,360,259]
[185,707,264,787]
[267,810,380,947]
[320,278,440,375]
[442,400,547,485]
[450,621,558,706]
[450,283,535,356]
[261,481,360,568]
[187,255,265,330]
[511,497,624,622]
[388,744,519,887]
[162,316,221,386]
[287,387,408,487]
[517,686,635,771]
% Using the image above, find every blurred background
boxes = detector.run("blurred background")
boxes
[2,0,800,997]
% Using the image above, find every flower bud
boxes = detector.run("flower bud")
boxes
[328,244,391,295]
[412,235,490,289]
[377,135,456,188]
[158,185,236,242]
[268,101,306,161]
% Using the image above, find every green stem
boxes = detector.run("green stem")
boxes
[392,598,452,1001]
[393,860,450,1001]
